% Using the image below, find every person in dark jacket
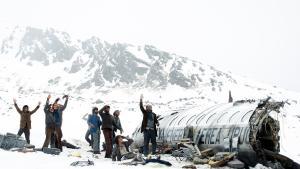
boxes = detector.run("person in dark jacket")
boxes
[51,95,68,151]
[42,95,57,149]
[140,94,159,156]
[112,110,123,143]
[87,107,102,154]
[13,98,41,144]
[112,135,135,161]
[99,105,115,158]
[42,95,68,151]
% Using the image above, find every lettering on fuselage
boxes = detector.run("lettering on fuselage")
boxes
[158,126,250,145]
[195,126,250,145]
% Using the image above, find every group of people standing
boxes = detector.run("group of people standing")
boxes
[85,105,123,158]
[13,94,159,160]
[14,94,69,151]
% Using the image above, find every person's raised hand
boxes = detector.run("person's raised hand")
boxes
[47,95,51,100]
[63,95,69,99]
[13,98,16,103]
[140,94,144,100]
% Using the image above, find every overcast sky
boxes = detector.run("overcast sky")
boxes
[0,0,299,92]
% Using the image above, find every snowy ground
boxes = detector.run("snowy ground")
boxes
[0,94,300,169]
[0,57,300,168]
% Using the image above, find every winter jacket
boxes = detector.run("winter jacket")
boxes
[14,103,39,129]
[88,114,102,133]
[112,137,134,161]
[99,107,115,130]
[53,98,68,127]
[140,99,158,136]
[113,116,123,132]
[44,100,56,128]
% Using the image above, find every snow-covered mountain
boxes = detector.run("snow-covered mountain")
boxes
[0,26,300,168]
[1,26,299,105]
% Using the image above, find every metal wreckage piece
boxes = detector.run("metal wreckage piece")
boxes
[132,97,300,168]
[0,133,27,150]
[0,133,61,155]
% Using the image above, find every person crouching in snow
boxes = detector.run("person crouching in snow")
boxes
[13,98,41,144]
[87,107,102,154]
[112,135,135,161]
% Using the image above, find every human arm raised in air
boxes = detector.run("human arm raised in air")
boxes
[60,95,69,111]
[139,94,146,114]
[30,101,41,115]
[13,98,22,114]
[44,95,51,113]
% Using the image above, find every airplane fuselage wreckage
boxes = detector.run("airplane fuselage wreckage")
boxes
[132,97,300,168]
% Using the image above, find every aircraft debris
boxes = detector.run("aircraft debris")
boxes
[70,160,94,167]
[132,97,300,168]
[0,133,27,150]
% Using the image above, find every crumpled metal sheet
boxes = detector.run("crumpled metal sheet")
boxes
[0,133,27,150]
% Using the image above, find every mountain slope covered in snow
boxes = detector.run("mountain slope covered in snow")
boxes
[0,26,300,169]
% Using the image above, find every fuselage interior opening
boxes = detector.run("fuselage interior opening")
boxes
[256,116,280,153]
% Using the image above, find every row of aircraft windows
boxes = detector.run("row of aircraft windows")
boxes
[167,109,254,127]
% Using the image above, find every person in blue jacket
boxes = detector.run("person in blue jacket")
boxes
[88,107,102,154]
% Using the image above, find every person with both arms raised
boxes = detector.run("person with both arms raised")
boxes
[13,98,41,144]
[42,94,68,151]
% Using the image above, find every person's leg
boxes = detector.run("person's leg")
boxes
[92,130,100,153]
[112,131,117,145]
[124,152,136,160]
[42,127,53,148]
[24,128,30,144]
[17,128,24,136]
[112,144,117,161]
[107,130,113,157]
[150,130,157,155]
[143,130,150,156]
[103,129,113,158]
[50,132,56,148]
[103,129,109,157]
[55,127,63,151]
[85,129,92,146]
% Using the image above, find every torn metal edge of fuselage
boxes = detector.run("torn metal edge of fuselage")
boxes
[247,97,300,169]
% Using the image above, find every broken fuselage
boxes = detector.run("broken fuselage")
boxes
[132,99,283,167]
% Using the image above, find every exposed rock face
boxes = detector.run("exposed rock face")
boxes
[0,26,237,92]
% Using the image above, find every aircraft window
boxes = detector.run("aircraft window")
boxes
[171,112,179,116]
[196,114,207,124]
[158,117,164,121]
[206,113,216,124]
[169,115,179,126]
[178,115,188,125]
[241,110,253,122]
[229,111,240,122]
[217,112,228,123]
[186,115,196,125]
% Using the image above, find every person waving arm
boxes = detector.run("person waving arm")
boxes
[60,95,69,111]
[140,94,147,114]
[44,95,51,113]
[30,101,41,115]
[13,98,22,114]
